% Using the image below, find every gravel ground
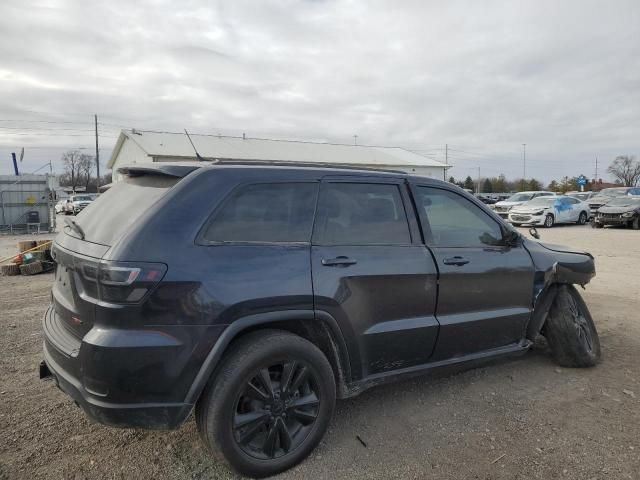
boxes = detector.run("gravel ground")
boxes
[1,224,639,479]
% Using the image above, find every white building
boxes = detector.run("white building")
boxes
[107,130,449,182]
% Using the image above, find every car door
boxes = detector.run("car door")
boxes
[311,178,439,379]
[564,197,582,221]
[412,185,535,360]
[555,197,577,223]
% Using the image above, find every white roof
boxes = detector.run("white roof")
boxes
[107,130,447,170]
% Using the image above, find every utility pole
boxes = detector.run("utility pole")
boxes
[353,135,358,146]
[477,166,481,193]
[522,143,526,190]
[94,114,100,190]
[444,144,448,181]
[595,157,598,182]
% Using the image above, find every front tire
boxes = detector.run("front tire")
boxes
[544,285,601,367]
[632,216,640,230]
[196,330,336,478]
[544,214,555,228]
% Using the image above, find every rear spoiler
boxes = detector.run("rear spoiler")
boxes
[117,164,201,178]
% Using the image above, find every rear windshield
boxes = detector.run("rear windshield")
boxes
[70,175,178,246]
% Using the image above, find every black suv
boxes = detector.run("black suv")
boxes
[41,163,600,477]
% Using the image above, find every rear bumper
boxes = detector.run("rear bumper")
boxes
[41,306,203,430]
[41,341,192,429]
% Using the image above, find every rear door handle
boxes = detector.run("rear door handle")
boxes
[443,256,470,266]
[321,256,357,267]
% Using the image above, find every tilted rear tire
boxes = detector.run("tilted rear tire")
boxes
[195,330,336,478]
[544,285,601,367]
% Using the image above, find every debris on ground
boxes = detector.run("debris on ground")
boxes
[0,239,53,276]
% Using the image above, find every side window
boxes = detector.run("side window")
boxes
[313,183,411,245]
[203,183,317,243]
[414,187,504,247]
[566,197,580,205]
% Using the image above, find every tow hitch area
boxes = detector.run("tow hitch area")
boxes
[39,361,52,380]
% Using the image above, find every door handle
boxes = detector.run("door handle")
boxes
[321,256,357,267]
[443,256,470,266]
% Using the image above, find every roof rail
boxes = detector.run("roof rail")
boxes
[207,159,407,175]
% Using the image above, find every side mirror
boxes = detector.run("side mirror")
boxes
[503,229,520,246]
[529,227,540,239]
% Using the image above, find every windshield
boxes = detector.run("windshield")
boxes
[505,193,534,202]
[597,188,626,197]
[606,197,640,206]
[524,197,557,207]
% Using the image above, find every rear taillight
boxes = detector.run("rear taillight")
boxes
[75,259,166,304]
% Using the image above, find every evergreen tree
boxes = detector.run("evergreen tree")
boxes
[463,176,475,190]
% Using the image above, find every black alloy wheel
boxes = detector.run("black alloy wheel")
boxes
[233,361,320,460]
[196,330,336,478]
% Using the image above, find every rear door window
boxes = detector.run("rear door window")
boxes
[202,183,318,243]
[312,183,411,245]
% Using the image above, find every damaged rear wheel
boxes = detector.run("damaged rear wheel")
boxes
[544,285,601,367]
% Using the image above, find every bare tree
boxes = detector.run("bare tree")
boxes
[79,154,95,190]
[61,150,95,191]
[61,150,83,191]
[607,155,640,186]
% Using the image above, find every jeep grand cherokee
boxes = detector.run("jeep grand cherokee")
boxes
[41,163,600,478]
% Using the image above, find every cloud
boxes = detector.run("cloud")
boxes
[0,0,638,182]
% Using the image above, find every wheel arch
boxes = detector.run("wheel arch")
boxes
[184,310,353,407]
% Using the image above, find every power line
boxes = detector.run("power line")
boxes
[0,126,95,132]
[0,146,104,150]
[0,132,117,137]
[0,119,92,125]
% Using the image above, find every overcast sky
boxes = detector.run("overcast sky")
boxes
[1,0,638,182]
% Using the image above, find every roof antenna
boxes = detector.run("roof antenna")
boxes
[184,129,206,161]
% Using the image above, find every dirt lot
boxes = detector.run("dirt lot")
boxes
[1,225,639,480]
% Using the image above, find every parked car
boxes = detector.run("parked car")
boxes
[475,193,497,205]
[587,187,640,217]
[66,194,95,215]
[493,191,556,219]
[41,163,600,477]
[54,199,70,214]
[591,196,640,229]
[508,195,590,227]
